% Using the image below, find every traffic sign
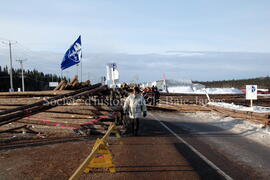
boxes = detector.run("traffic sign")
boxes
[246,85,257,100]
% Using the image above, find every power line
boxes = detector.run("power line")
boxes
[15,42,35,55]
[1,40,35,58]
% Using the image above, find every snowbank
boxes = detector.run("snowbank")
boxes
[187,112,270,148]
[208,102,270,113]
[167,87,243,94]
[167,86,194,93]
[202,88,243,94]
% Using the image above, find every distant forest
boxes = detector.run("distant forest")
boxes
[1,64,270,91]
[0,65,63,92]
[196,77,270,89]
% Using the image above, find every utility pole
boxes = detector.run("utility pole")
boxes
[2,40,17,92]
[16,59,27,92]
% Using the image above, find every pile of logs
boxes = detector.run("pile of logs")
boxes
[54,76,91,90]
[0,83,107,126]
[0,83,125,146]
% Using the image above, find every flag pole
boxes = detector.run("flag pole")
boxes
[80,35,82,82]
[112,67,116,89]
[80,58,82,82]
[76,64,79,79]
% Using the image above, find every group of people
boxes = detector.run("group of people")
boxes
[143,86,160,106]
[123,87,147,136]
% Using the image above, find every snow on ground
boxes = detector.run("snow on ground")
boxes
[167,86,194,93]
[208,102,270,113]
[167,86,243,94]
[187,111,270,148]
[202,88,243,94]
[258,94,270,97]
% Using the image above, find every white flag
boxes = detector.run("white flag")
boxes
[112,68,119,80]
[107,63,119,81]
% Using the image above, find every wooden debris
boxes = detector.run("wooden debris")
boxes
[54,80,66,91]
[0,84,105,126]
[54,76,92,91]
[0,90,71,97]
[0,83,127,143]
[207,105,270,125]
[0,125,38,134]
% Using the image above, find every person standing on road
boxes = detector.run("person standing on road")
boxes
[123,87,147,136]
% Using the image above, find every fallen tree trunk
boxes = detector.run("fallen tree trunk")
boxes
[54,80,66,91]
[0,90,71,97]
[0,85,108,126]
[0,83,101,116]
[207,105,270,124]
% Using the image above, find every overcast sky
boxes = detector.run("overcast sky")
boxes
[0,0,270,82]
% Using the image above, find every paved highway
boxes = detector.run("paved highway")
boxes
[150,111,270,179]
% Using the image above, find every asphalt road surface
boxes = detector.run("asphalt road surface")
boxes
[80,111,232,180]
[81,110,270,179]
[1,110,269,180]
[149,111,270,180]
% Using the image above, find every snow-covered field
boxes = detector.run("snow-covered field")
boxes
[187,111,270,148]
[208,102,270,113]
[167,86,243,94]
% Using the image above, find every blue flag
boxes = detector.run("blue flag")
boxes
[61,35,82,70]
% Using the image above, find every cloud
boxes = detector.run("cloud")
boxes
[164,51,206,57]
[0,48,269,83]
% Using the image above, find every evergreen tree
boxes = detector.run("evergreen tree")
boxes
[0,65,62,92]
[196,77,270,89]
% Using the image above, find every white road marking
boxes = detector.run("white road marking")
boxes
[149,112,233,180]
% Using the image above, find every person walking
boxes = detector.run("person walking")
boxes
[123,86,147,136]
